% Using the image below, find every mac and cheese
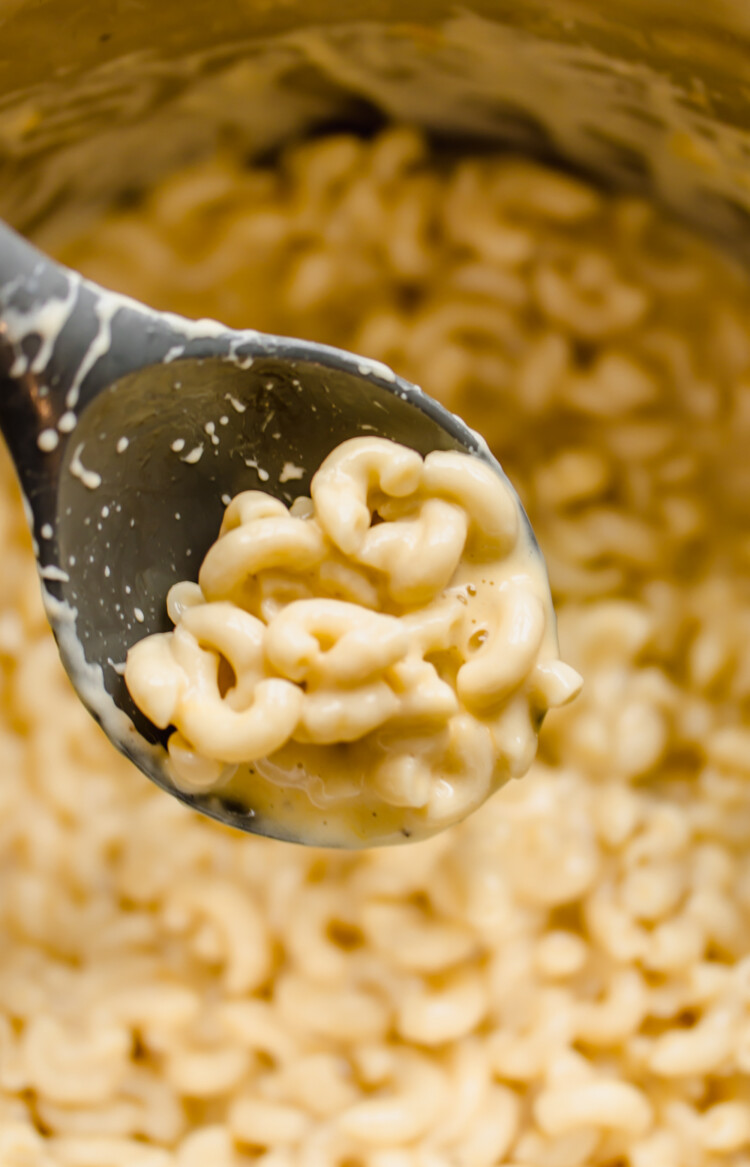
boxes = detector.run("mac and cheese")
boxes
[125,437,581,843]
[0,127,749,1166]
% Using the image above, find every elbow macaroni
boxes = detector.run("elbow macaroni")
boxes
[125,437,581,843]
[2,126,750,1165]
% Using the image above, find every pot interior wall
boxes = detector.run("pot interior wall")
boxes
[1,1,750,258]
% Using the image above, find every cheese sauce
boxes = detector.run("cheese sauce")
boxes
[125,437,580,845]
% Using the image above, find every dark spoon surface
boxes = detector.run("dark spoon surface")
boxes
[0,220,535,844]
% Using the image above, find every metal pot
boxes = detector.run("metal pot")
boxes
[1,1,750,260]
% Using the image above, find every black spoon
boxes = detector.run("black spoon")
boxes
[0,220,536,844]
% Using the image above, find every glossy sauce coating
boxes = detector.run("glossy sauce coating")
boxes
[125,437,580,845]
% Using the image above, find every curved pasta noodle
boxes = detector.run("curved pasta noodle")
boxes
[310,436,423,555]
[199,505,327,601]
[421,450,520,552]
[534,1077,652,1136]
[297,680,402,745]
[336,1050,447,1145]
[264,599,409,685]
[131,622,303,765]
[356,497,469,604]
[457,583,546,711]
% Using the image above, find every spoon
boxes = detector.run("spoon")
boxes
[0,219,537,844]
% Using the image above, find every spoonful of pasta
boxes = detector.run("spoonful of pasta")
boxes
[0,220,581,847]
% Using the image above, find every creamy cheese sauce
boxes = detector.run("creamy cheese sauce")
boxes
[125,437,580,844]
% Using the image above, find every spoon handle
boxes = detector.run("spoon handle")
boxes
[0,221,223,513]
[0,219,56,300]
[0,221,104,467]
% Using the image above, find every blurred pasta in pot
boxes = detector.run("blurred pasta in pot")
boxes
[1,125,749,1166]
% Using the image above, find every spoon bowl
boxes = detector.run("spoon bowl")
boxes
[0,221,533,843]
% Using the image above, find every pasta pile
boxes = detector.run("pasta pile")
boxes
[1,126,749,1166]
[125,437,579,841]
